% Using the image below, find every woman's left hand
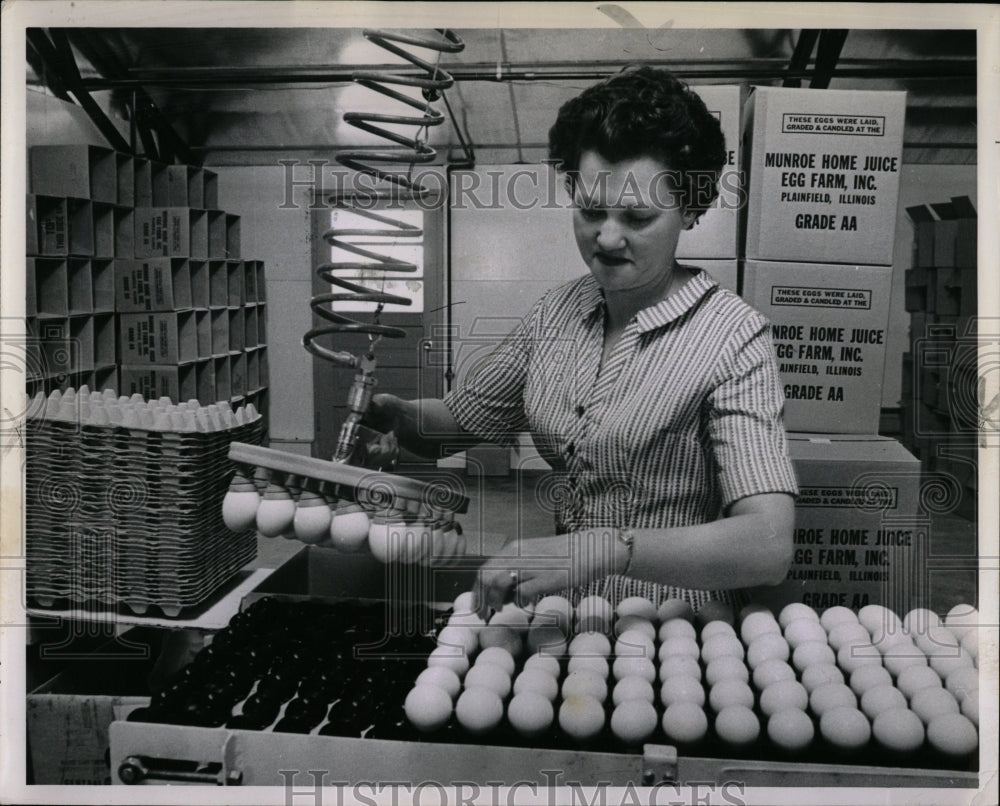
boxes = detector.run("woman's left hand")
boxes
[474,531,621,618]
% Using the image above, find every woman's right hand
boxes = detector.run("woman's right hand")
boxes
[362,393,405,468]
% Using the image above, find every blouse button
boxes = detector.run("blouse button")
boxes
[575,405,585,417]
[566,443,575,456]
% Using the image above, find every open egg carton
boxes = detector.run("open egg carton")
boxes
[25,386,266,616]
[395,594,980,778]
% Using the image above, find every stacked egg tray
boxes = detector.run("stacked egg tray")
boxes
[124,593,980,777]
[399,594,980,772]
[25,402,266,617]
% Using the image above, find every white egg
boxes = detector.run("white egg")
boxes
[903,607,941,635]
[896,664,942,699]
[783,618,828,649]
[611,699,658,744]
[657,598,695,624]
[491,603,531,634]
[767,707,814,751]
[221,475,260,531]
[747,633,791,669]
[819,706,871,750]
[945,666,978,702]
[476,646,516,676]
[809,683,856,717]
[658,654,701,682]
[791,640,835,672]
[929,646,975,679]
[367,520,401,563]
[704,656,750,687]
[513,669,559,702]
[612,676,655,707]
[659,618,697,643]
[415,666,462,700]
[700,620,737,642]
[569,631,612,658]
[328,506,370,552]
[857,604,901,636]
[527,623,567,656]
[927,713,978,756]
[837,642,882,674]
[872,707,924,753]
[870,625,915,655]
[464,662,512,699]
[759,680,808,717]
[614,616,657,642]
[695,600,734,629]
[701,634,745,665]
[827,622,872,652]
[427,645,469,677]
[455,686,504,735]
[960,627,979,660]
[533,596,573,633]
[617,596,658,622]
[612,655,656,684]
[561,670,607,702]
[709,679,755,712]
[800,663,845,693]
[448,611,487,634]
[437,624,478,655]
[778,603,820,630]
[614,629,656,660]
[659,674,706,708]
[944,603,978,641]
[752,659,796,691]
[715,705,760,745]
[523,652,562,678]
[507,691,554,737]
[859,684,908,719]
[567,654,610,680]
[658,636,700,661]
[478,625,522,659]
[453,590,476,615]
[738,602,773,622]
[960,691,979,726]
[740,611,782,644]
[849,665,893,697]
[558,694,606,742]
[661,702,708,744]
[255,490,296,537]
[882,647,929,678]
[910,686,960,725]
[914,624,959,655]
[576,595,614,633]
[819,606,858,633]
[404,684,453,732]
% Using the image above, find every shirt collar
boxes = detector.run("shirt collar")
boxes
[577,267,719,332]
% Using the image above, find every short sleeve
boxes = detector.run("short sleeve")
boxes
[708,314,799,507]
[442,302,540,447]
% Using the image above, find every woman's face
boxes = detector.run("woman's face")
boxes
[571,150,696,295]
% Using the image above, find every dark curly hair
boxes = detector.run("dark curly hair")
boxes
[548,66,728,217]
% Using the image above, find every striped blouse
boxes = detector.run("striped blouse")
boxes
[444,268,799,607]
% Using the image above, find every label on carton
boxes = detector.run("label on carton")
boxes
[781,113,886,136]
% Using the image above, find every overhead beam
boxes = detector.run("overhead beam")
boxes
[784,30,819,88]
[811,30,850,89]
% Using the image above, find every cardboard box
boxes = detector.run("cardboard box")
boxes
[27,193,39,255]
[92,259,115,314]
[67,259,93,315]
[203,169,219,209]
[228,309,245,352]
[675,85,744,260]
[36,318,78,377]
[744,87,906,266]
[196,310,212,358]
[231,352,247,397]
[930,196,977,268]
[115,258,193,312]
[244,306,259,349]
[905,205,937,269]
[209,261,229,308]
[934,267,977,317]
[120,362,199,401]
[743,260,893,433]
[214,355,231,400]
[94,313,116,366]
[685,258,738,294]
[904,267,932,313]
[30,144,117,204]
[190,260,209,308]
[197,358,215,402]
[116,153,134,207]
[119,311,199,364]
[133,159,168,207]
[114,207,134,258]
[247,347,261,390]
[93,202,115,258]
[134,207,208,259]
[748,434,923,613]
[227,260,244,306]
[211,309,229,356]
[69,316,95,372]
[26,259,39,317]
[226,214,242,259]
[257,303,267,345]
[37,196,94,257]
[167,165,203,208]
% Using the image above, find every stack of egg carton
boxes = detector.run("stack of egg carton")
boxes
[25,385,266,616]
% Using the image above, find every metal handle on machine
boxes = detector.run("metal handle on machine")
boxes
[117,755,243,786]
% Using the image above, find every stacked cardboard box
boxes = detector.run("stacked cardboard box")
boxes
[26,145,268,417]
[902,197,978,520]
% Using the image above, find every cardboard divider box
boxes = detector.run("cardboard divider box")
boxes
[208,211,227,258]
[92,365,118,394]
[113,206,134,258]
[934,267,977,317]
[196,310,213,358]
[257,303,267,346]
[116,258,193,312]
[93,313,116,367]
[92,259,115,314]
[686,259,738,294]
[203,169,219,209]
[93,203,115,258]
[67,259,94,315]
[119,311,199,364]
[930,196,977,268]
[26,259,39,317]
[252,261,266,303]
[245,306,259,349]
[30,145,117,204]
[35,258,69,317]
[209,261,229,308]
[247,347,261,390]
[197,358,215,402]
[228,309,245,352]
[37,196,94,256]
[190,260,209,308]
[133,159,167,207]
[70,316,96,372]
[748,434,924,613]
[120,362,199,401]
[214,355,231,400]
[211,309,229,356]
[231,352,248,397]
[905,205,936,268]
[116,154,134,207]
[904,267,932,313]
[675,85,745,260]
[226,214,242,259]
[27,193,40,255]
[134,208,208,259]
[244,261,258,303]
[743,260,893,433]
[258,346,269,390]
[167,165,203,208]
[744,87,906,266]
[36,318,77,377]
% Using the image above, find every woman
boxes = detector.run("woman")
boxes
[367,67,797,615]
